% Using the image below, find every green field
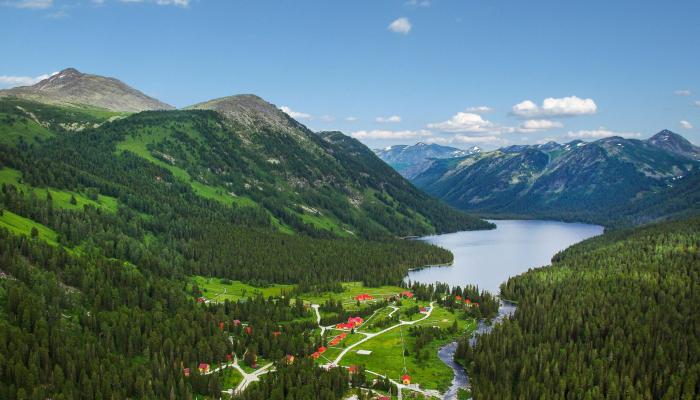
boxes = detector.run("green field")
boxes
[297,282,405,310]
[340,304,477,392]
[0,209,60,246]
[192,276,295,302]
[0,167,118,213]
[218,367,243,390]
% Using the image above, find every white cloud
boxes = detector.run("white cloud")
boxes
[44,9,67,18]
[351,129,431,140]
[680,120,693,130]
[7,0,53,9]
[279,106,312,121]
[0,71,57,88]
[388,17,412,34]
[674,89,692,96]
[120,0,189,6]
[425,135,504,145]
[427,112,495,133]
[344,116,358,122]
[405,0,430,7]
[512,96,597,118]
[566,128,641,139]
[465,106,494,114]
[375,115,402,123]
[695,100,700,108]
[519,119,563,131]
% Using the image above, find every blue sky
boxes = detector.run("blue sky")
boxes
[1,0,699,149]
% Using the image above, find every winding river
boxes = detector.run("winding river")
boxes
[410,220,603,399]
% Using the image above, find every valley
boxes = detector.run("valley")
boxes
[0,67,697,400]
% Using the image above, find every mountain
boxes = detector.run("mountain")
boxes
[647,129,700,160]
[0,77,491,239]
[0,67,173,112]
[411,132,699,225]
[374,142,480,179]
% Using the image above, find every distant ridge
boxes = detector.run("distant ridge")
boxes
[0,67,173,112]
[374,142,480,179]
[409,130,700,225]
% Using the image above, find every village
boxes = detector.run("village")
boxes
[188,277,482,399]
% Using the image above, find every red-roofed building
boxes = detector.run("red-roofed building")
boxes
[198,363,210,374]
[244,326,253,335]
[354,294,375,301]
[219,322,225,330]
[455,295,462,301]
[465,299,471,305]
[285,354,295,364]
[226,353,233,361]
[336,322,354,329]
[348,316,364,326]
[318,346,327,353]
[272,331,282,337]
[183,368,191,377]
[402,374,411,385]
[196,297,206,303]
[311,352,320,359]
[233,319,241,326]
[401,291,414,299]
[348,365,359,374]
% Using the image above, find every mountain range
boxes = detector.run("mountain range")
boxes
[0,67,490,239]
[373,142,480,179]
[398,131,699,225]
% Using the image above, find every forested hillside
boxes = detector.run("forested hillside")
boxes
[0,85,494,399]
[411,131,699,226]
[456,217,700,399]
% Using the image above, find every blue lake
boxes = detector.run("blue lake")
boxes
[408,219,604,294]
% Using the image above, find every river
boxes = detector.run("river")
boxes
[411,220,603,399]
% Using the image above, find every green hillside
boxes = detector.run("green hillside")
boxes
[456,217,700,399]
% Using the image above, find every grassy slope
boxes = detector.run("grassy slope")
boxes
[192,276,294,302]
[0,209,59,246]
[0,167,118,212]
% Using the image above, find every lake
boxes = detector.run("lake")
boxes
[408,219,604,294]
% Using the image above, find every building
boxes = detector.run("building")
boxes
[354,293,375,301]
[198,363,210,374]
[183,368,190,377]
[348,365,359,374]
[401,291,414,299]
[402,374,411,385]
[285,354,295,364]
[318,346,327,353]
[311,352,321,359]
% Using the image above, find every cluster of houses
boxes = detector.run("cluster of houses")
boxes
[354,293,375,301]
[329,332,348,346]
[455,295,479,307]
[336,316,364,330]
[310,345,328,360]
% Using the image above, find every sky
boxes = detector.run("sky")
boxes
[1,0,699,150]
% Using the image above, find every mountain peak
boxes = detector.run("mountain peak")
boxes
[186,94,307,133]
[647,129,699,160]
[0,67,173,112]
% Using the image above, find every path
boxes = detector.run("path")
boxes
[332,301,435,365]
[217,355,275,396]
